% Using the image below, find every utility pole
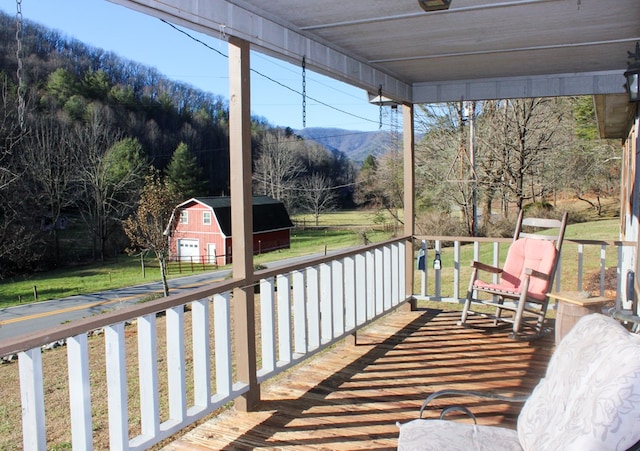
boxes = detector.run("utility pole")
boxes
[469,101,477,237]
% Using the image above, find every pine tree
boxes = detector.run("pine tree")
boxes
[165,142,208,200]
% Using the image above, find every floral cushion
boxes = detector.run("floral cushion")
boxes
[518,313,640,450]
[397,419,522,451]
[397,314,640,451]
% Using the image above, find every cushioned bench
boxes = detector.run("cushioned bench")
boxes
[398,313,640,450]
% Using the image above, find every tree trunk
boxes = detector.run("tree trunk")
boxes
[159,255,170,296]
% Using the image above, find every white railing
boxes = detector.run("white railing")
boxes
[0,237,408,451]
[414,236,634,308]
[1,234,630,450]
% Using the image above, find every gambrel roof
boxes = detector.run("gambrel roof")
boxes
[175,196,294,236]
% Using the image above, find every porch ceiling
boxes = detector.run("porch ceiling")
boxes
[109,0,638,135]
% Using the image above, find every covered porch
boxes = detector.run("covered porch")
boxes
[1,0,639,449]
[164,308,554,450]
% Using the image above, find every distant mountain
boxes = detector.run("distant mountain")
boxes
[296,127,394,164]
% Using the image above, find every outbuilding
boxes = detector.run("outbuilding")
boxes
[167,196,294,266]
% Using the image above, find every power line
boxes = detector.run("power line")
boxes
[252,174,359,192]
[160,19,391,128]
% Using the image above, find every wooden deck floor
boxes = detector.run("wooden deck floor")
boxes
[163,307,555,450]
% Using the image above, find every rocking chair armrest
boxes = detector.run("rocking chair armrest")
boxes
[419,389,529,419]
[524,267,550,280]
[471,261,503,274]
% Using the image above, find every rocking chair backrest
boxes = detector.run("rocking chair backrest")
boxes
[501,238,558,300]
[509,210,569,294]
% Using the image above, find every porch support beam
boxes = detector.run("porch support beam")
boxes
[228,36,259,411]
[403,103,416,308]
[413,71,626,103]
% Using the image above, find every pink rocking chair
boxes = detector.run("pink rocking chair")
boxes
[459,211,568,339]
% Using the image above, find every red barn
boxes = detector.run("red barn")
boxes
[166,196,294,266]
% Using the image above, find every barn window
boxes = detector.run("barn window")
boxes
[203,211,212,225]
[179,210,188,224]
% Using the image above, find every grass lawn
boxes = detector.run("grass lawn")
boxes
[0,224,395,308]
[0,212,620,308]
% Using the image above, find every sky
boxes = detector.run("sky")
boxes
[2,0,387,132]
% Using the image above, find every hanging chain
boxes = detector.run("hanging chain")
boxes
[15,0,25,131]
[301,56,306,128]
[378,85,383,129]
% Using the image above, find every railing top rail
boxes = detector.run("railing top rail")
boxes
[0,236,411,358]
[414,235,635,247]
[254,235,410,280]
[414,235,513,244]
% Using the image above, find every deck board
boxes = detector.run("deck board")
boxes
[163,308,555,450]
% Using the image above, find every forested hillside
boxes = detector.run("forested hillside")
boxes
[0,12,356,276]
[0,11,623,278]
[296,127,391,164]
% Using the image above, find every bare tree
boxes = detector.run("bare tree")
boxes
[0,74,42,276]
[253,129,305,208]
[124,170,178,296]
[73,105,148,261]
[22,115,77,260]
[299,173,336,226]
[496,98,565,212]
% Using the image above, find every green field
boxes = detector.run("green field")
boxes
[0,210,620,308]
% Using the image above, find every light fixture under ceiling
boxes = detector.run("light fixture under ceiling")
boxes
[625,42,640,103]
[417,0,452,12]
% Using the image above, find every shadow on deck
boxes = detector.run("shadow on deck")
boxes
[164,307,555,450]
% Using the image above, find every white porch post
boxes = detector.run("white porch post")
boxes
[228,36,259,411]
[403,103,416,308]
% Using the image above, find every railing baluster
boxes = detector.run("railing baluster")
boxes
[293,270,307,356]
[260,277,276,373]
[453,241,460,299]
[214,293,232,397]
[391,243,399,305]
[320,262,332,343]
[384,245,393,309]
[192,299,211,407]
[344,255,356,330]
[67,334,93,450]
[366,250,375,319]
[435,240,442,299]
[492,242,499,285]
[577,243,584,291]
[167,306,186,422]
[19,348,46,451]
[331,259,345,336]
[617,246,623,307]
[399,242,406,302]
[138,314,159,436]
[105,323,128,450]
[355,253,367,326]
[277,273,292,363]
[600,244,607,297]
[306,267,320,351]
[375,247,384,314]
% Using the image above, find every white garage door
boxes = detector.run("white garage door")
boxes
[177,239,200,262]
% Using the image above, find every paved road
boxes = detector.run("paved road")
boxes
[0,251,332,342]
[0,269,231,342]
